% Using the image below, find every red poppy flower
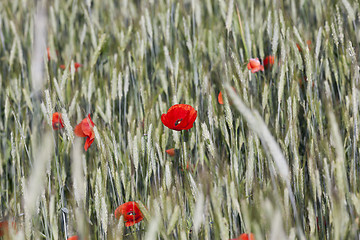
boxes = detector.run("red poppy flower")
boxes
[161,104,197,131]
[263,55,275,69]
[218,91,224,105]
[166,148,176,156]
[230,233,255,240]
[247,58,264,73]
[52,112,64,130]
[74,114,95,151]
[67,236,79,240]
[115,201,144,227]
[60,62,82,71]
[0,221,16,237]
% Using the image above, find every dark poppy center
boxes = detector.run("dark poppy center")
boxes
[127,211,137,216]
[175,118,183,126]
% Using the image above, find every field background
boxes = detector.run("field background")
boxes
[1,0,360,239]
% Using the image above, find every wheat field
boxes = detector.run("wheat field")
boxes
[0,0,360,239]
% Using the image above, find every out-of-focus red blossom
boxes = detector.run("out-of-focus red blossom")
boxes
[166,148,176,156]
[52,112,64,130]
[307,40,312,50]
[60,62,82,71]
[181,161,194,172]
[247,58,264,73]
[47,47,51,61]
[46,47,60,61]
[115,201,144,227]
[263,55,275,69]
[218,87,237,105]
[67,236,79,240]
[161,104,197,131]
[74,62,82,70]
[74,114,95,151]
[230,233,255,240]
[296,40,311,52]
[0,221,16,237]
[218,91,224,105]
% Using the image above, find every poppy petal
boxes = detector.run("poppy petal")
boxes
[247,58,264,73]
[84,137,94,151]
[87,114,94,126]
[166,105,190,122]
[238,233,255,240]
[81,115,95,137]
[47,47,51,61]
[248,58,260,68]
[74,124,86,137]
[125,221,136,227]
[67,236,79,240]
[74,114,95,151]
[251,65,264,73]
[251,68,258,73]
[247,62,252,70]
[179,108,197,130]
[173,111,192,130]
[0,221,16,237]
[264,55,275,69]
[218,92,224,105]
[166,148,175,156]
[74,62,82,71]
[162,107,188,130]
[161,114,170,128]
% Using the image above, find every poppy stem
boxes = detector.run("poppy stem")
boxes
[180,131,185,168]
[56,129,59,158]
